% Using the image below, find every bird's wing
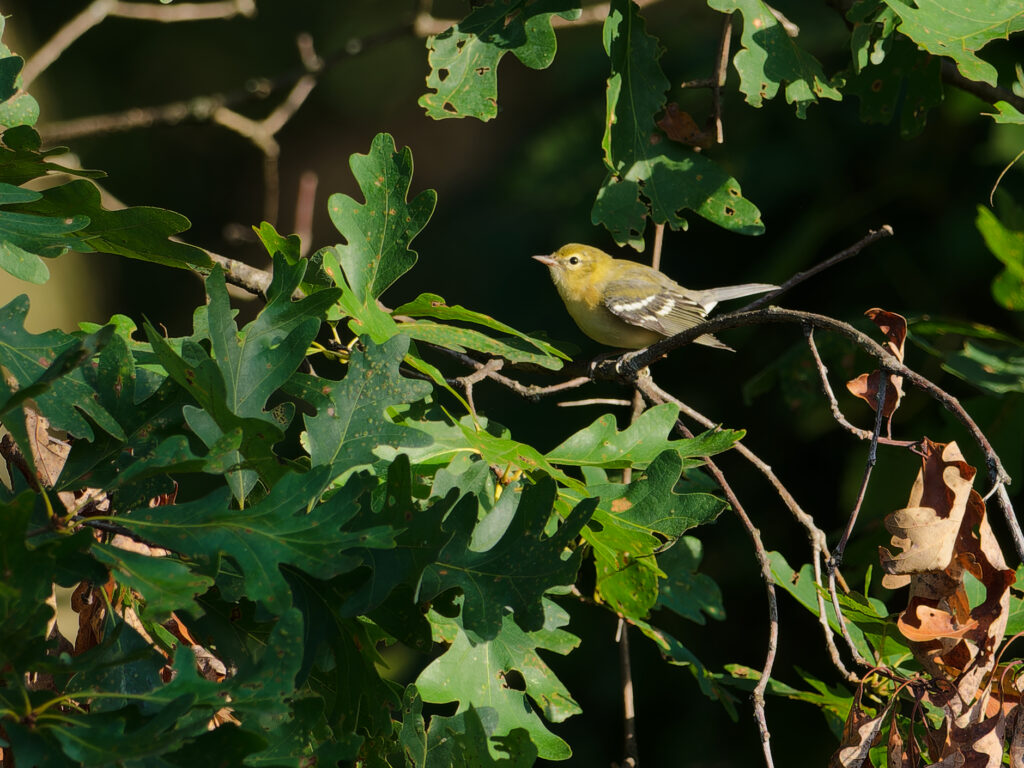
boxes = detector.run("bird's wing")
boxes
[602,277,707,336]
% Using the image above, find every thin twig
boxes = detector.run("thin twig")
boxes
[617,617,639,767]
[833,374,887,562]
[650,223,666,271]
[804,327,916,448]
[557,397,633,408]
[456,358,504,418]
[671,418,778,768]
[713,14,732,144]
[741,226,895,312]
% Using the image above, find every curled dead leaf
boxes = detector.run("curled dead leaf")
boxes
[846,308,908,433]
[656,102,713,150]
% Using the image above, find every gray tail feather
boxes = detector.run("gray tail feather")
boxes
[697,282,778,304]
[695,333,735,352]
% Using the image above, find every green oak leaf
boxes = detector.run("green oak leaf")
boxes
[117,466,394,612]
[92,543,214,620]
[0,493,98,670]
[0,17,38,126]
[417,599,581,761]
[656,536,725,625]
[419,477,596,639]
[595,0,763,249]
[0,295,123,442]
[295,335,433,474]
[9,178,211,270]
[882,0,1024,87]
[0,125,103,186]
[709,0,842,118]
[986,100,1024,124]
[419,0,581,121]
[202,256,337,496]
[337,455,461,629]
[208,256,339,421]
[840,34,943,137]
[569,451,727,618]
[393,294,569,366]
[287,572,401,740]
[144,322,287,497]
[977,204,1024,311]
[327,133,436,306]
[545,403,743,469]
[57,332,191,502]
[398,320,564,370]
[0,183,87,283]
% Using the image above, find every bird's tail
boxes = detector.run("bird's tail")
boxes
[698,282,778,304]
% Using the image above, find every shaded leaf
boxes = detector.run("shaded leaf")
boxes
[10,178,211,270]
[594,0,763,249]
[417,599,580,761]
[92,542,214,620]
[881,0,1024,87]
[117,466,394,612]
[709,0,842,118]
[421,477,596,638]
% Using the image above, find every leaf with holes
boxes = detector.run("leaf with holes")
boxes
[420,0,581,121]
[419,477,596,639]
[594,0,763,249]
[882,0,1024,87]
[709,0,842,117]
[417,599,581,761]
[326,133,435,309]
[295,335,433,475]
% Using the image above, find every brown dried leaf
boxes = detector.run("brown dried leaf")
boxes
[25,406,70,489]
[879,441,975,586]
[888,718,907,768]
[882,439,1014,723]
[846,308,908,430]
[656,102,714,149]
[1009,704,1024,767]
[71,579,113,655]
[830,693,890,768]
[846,371,904,420]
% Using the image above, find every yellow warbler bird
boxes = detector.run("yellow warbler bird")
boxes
[534,244,777,351]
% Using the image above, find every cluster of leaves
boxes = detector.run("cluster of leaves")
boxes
[0,34,740,761]
[420,0,1024,250]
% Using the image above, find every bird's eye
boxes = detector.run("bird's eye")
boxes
[568,255,580,266]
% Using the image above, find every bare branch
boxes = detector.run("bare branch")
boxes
[833,374,887,562]
[617,617,639,768]
[294,170,319,257]
[23,0,256,88]
[670,417,778,767]
[804,327,916,448]
[713,13,732,144]
[558,397,633,408]
[742,226,894,312]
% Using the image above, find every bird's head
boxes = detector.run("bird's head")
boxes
[532,244,611,292]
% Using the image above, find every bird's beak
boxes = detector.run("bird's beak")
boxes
[532,254,556,267]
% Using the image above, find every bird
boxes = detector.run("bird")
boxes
[533,243,777,351]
